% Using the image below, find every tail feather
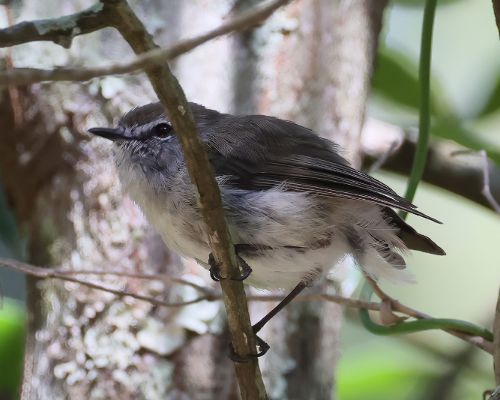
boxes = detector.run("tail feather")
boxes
[361,247,416,284]
[382,207,445,256]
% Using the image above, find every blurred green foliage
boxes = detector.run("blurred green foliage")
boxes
[338,355,430,399]
[478,75,500,118]
[0,182,26,399]
[372,48,500,163]
[338,318,494,400]
[0,300,25,400]
[372,49,447,116]
[339,0,499,399]
[371,1,500,165]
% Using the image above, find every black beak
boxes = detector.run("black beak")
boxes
[88,127,128,141]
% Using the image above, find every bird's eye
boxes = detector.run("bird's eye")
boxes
[153,123,172,139]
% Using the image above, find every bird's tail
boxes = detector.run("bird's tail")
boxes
[382,207,445,256]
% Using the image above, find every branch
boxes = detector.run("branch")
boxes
[479,150,500,213]
[0,2,112,48]
[492,0,500,39]
[494,288,500,385]
[363,138,500,213]
[54,268,214,296]
[0,258,212,307]
[0,0,290,87]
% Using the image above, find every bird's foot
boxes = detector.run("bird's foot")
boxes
[208,252,252,282]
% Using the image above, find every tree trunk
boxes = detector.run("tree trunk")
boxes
[233,1,387,398]
[0,0,386,398]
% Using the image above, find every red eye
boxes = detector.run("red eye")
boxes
[154,123,172,138]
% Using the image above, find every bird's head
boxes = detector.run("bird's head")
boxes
[88,102,223,184]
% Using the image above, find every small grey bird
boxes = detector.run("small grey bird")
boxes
[89,102,444,356]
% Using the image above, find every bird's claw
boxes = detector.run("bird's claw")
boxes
[208,252,252,282]
[228,335,270,363]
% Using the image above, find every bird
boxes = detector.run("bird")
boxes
[89,102,445,357]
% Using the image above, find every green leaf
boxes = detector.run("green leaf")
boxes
[373,50,420,112]
[476,74,500,118]
[372,49,450,117]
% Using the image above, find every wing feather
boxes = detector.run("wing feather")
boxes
[206,114,440,223]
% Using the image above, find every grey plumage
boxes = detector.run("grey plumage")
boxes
[89,102,445,290]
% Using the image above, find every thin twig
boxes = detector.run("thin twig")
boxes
[493,288,500,385]
[0,257,382,309]
[53,269,382,310]
[53,269,214,297]
[368,140,399,174]
[0,0,290,87]
[364,277,494,354]
[479,150,500,213]
[0,258,210,307]
[451,149,500,214]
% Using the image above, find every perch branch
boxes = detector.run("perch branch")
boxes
[103,0,289,398]
[0,257,493,355]
[0,0,290,87]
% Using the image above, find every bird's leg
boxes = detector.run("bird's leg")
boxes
[208,252,252,282]
[209,243,307,361]
[252,281,307,333]
[228,281,307,362]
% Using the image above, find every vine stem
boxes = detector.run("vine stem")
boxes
[402,0,437,210]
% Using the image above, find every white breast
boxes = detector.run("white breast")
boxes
[117,164,211,263]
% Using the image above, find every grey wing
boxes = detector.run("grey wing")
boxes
[206,114,440,223]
